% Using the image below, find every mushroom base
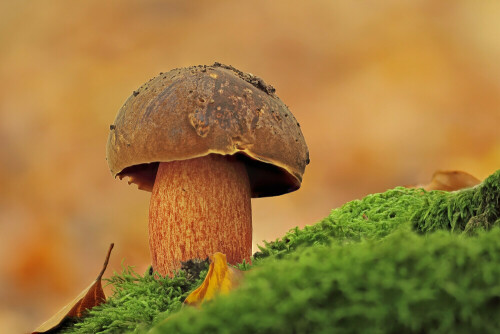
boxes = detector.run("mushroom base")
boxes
[149,154,252,276]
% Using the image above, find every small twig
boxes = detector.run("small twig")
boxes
[97,243,114,280]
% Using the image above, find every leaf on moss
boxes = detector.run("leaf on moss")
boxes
[184,252,243,307]
[32,243,114,334]
[408,170,481,191]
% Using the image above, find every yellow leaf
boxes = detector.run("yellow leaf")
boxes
[184,252,243,307]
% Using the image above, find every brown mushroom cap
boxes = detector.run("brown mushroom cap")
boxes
[106,63,309,198]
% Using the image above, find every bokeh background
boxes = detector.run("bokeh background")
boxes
[1,0,499,332]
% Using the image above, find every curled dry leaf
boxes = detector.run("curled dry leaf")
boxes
[184,252,244,307]
[407,170,481,191]
[32,243,114,334]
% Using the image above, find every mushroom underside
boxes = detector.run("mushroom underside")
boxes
[118,152,301,198]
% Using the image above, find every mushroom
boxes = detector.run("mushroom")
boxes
[106,63,309,276]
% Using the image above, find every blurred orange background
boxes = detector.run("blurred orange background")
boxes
[1,0,499,332]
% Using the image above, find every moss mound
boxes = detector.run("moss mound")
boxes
[257,169,500,259]
[60,170,500,333]
[152,229,500,334]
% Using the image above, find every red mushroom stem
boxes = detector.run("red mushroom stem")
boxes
[148,154,252,276]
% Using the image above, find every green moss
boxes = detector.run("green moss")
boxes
[152,228,500,334]
[58,266,208,334]
[60,170,500,333]
[413,170,500,234]
[254,186,424,260]
[257,170,500,259]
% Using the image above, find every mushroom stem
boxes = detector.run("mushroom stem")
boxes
[148,154,252,276]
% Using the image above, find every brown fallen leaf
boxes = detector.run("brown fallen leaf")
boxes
[32,243,114,334]
[184,252,243,307]
[407,170,481,191]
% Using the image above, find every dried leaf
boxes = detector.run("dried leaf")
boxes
[32,243,114,334]
[184,252,243,307]
[408,170,481,191]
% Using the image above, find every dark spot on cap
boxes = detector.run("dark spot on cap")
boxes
[133,91,139,96]
[110,124,116,130]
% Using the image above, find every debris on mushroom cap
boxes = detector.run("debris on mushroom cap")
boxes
[212,62,276,95]
[106,63,309,198]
